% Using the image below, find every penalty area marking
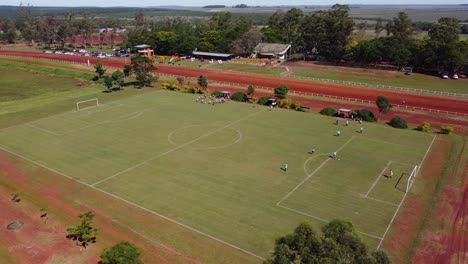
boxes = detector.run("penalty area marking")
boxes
[0,144,266,261]
[377,135,437,250]
[364,160,392,198]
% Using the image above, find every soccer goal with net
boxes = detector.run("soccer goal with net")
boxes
[406,165,419,193]
[76,98,99,111]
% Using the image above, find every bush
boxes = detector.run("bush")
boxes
[416,122,431,132]
[184,86,202,94]
[440,126,454,134]
[320,107,338,116]
[257,97,270,105]
[211,90,223,98]
[355,108,376,122]
[389,116,408,129]
[278,99,292,109]
[274,84,289,99]
[291,102,302,111]
[231,92,247,102]
[161,83,179,91]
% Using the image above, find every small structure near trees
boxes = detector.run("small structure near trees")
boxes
[134,44,154,57]
[253,43,291,60]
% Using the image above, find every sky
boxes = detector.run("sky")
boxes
[1,0,467,6]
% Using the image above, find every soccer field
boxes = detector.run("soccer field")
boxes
[0,90,435,259]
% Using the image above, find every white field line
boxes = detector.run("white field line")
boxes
[277,136,355,206]
[365,161,393,197]
[92,109,267,186]
[25,123,61,136]
[364,196,399,207]
[0,144,265,261]
[0,90,151,135]
[377,135,437,250]
[358,136,426,150]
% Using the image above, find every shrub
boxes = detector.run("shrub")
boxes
[231,92,247,102]
[389,116,408,129]
[257,97,270,105]
[355,109,376,122]
[211,91,223,98]
[278,99,292,109]
[274,84,289,99]
[184,86,202,94]
[320,107,338,116]
[291,102,302,111]
[416,122,431,132]
[162,83,179,91]
[440,126,454,134]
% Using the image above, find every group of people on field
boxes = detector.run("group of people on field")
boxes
[196,95,227,105]
[282,117,365,172]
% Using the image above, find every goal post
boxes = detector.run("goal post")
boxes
[406,165,419,193]
[76,98,99,111]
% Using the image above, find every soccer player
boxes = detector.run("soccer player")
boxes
[283,163,288,171]
[337,130,341,136]
[389,169,394,178]
[345,120,349,126]
[335,119,339,125]
[360,126,364,133]
[332,151,337,159]
[311,147,316,154]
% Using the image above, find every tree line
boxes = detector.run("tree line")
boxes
[1,4,466,73]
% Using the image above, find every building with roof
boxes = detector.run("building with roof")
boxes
[253,43,291,60]
[192,51,233,61]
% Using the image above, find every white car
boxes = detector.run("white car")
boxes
[453,74,459,80]
[97,54,106,58]
[442,74,449,79]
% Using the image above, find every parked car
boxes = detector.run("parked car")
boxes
[442,74,449,79]
[453,74,459,80]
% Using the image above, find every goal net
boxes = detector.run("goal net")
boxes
[76,98,99,111]
[406,165,419,193]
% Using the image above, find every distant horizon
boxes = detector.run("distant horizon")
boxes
[1,1,467,8]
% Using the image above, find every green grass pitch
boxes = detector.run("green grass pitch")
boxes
[0,90,435,258]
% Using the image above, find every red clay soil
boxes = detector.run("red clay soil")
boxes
[383,137,452,263]
[0,150,200,264]
[412,137,468,264]
[209,85,468,134]
[1,50,467,115]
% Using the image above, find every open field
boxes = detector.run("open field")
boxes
[0,89,436,258]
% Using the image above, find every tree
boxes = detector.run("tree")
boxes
[66,211,98,248]
[247,85,255,96]
[112,70,125,90]
[197,75,208,90]
[279,8,305,53]
[104,76,114,92]
[389,116,408,129]
[176,76,185,86]
[302,5,354,60]
[230,28,263,55]
[265,220,391,264]
[274,85,289,99]
[131,55,157,87]
[375,17,385,37]
[387,12,414,44]
[134,10,145,27]
[100,241,143,264]
[94,61,106,79]
[425,17,464,72]
[376,96,393,118]
[123,64,133,77]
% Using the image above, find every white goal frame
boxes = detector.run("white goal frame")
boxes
[76,98,99,111]
[406,165,419,193]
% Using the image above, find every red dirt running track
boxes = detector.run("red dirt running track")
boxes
[1,50,467,115]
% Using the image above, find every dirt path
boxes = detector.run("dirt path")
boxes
[1,50,467,115]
